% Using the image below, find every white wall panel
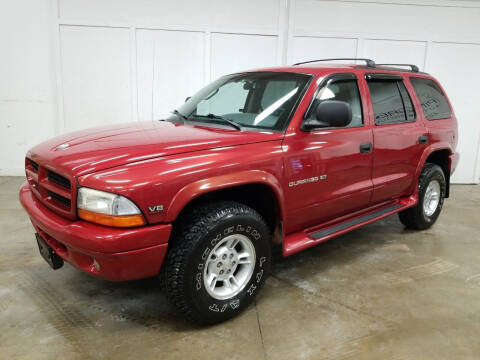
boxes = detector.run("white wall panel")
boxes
[425,42,480,183]
[293,0,480,42]
[210,33,278,80]
[60,0,280,33]
[59,0,210,28]
[290,37,357,64]
[60,26,131,132]
[210,0,280,32]
[362,39,427,70]
[136,29,205,121]
[0,0,56,175]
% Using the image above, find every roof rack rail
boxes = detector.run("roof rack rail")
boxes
[376,63,419,72]
[293,58,376,68]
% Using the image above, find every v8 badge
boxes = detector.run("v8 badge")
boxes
[148,205,164,214]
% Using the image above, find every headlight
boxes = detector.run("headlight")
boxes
[77,187,146,227]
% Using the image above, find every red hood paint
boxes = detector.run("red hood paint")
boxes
[28,121,283,177]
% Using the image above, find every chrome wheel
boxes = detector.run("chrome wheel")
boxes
[203,234,256,300]
[423,180,441,217]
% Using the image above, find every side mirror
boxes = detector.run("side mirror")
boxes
[302,100,352,131]
[185,96,191,102]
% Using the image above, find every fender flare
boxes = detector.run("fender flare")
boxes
[415,142,453,179]
[412,142,453,196]
[164,170,285,223]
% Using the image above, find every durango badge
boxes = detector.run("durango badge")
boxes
[289,175,326,187]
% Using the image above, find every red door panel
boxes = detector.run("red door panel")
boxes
[282,127,373,233]
[371,122,427,203]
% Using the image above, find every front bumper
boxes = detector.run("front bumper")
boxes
[19,183,172,281]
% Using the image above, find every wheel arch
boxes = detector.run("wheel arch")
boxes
[164,170,285,235]
[416,145,453,197]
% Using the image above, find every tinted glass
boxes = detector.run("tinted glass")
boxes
[410,78,451,120]
[397,82,416,122]
[367,80,415,125]
[312,80,363,127]
[174,72,311,131]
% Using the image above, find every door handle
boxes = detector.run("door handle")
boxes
[360,142,372,153]
[418,135,428,144]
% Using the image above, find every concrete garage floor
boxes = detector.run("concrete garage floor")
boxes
[1,176,480,359]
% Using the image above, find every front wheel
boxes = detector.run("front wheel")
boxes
[398,163,446,230]
[162,201,271,325]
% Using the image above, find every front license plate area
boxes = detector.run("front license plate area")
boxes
[36,233,64,270]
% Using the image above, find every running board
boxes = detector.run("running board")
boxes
[283,197,417,256]
[310,204,401,239]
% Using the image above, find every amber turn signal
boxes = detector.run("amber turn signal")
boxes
[78,209,146,228]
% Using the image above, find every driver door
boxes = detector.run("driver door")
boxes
[283,73,374,233]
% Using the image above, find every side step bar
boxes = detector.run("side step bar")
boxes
[283,197,417,256]
[309,204,401,239]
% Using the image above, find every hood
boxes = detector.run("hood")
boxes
[28,121,283,177]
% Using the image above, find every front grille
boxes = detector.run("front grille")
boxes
[25,156,75,220]
[48,170,71,189]
[30,159,39,172]
[48,191,71,208]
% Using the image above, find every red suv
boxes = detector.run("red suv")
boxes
[20,58,459,324]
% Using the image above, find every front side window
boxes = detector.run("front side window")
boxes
[367,80,416,125]
[173,72,312,131]
[410,78,451,120]
[309,80,363,127]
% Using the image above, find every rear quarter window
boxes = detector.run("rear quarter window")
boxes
[410,78,451,120]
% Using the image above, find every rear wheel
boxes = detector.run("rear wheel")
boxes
[161,201,271,325]
[398,163,446,230]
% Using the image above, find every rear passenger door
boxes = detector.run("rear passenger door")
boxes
[365,73,428,204]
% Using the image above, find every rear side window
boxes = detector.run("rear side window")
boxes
[367,80,416,125]
[410,78,451,120]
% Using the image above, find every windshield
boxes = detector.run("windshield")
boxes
[170,72,312,131]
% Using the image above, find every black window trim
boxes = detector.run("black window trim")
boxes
[366,75,417,126]
[396,80,417,123]
[409,76,452,121]
[365,73,403,81]
[302,72,364,130]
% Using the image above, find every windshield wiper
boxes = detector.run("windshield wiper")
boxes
[200,113,242,130]
[171,109,188,121]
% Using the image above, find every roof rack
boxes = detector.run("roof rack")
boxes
[293,58,376,68]
[376,63,419,72]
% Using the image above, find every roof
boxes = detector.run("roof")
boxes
[247,59,429,76]
[248,63,360,75]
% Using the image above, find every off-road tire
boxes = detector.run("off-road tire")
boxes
[161,201,271,325]
[398,163,446,230]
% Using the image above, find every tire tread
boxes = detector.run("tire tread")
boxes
[160,201,268,324]
[398,162,445,230]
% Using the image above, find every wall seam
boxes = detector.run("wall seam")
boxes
[52,0,65,135]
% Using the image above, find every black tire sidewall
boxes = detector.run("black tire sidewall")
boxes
[185,213,270,324]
